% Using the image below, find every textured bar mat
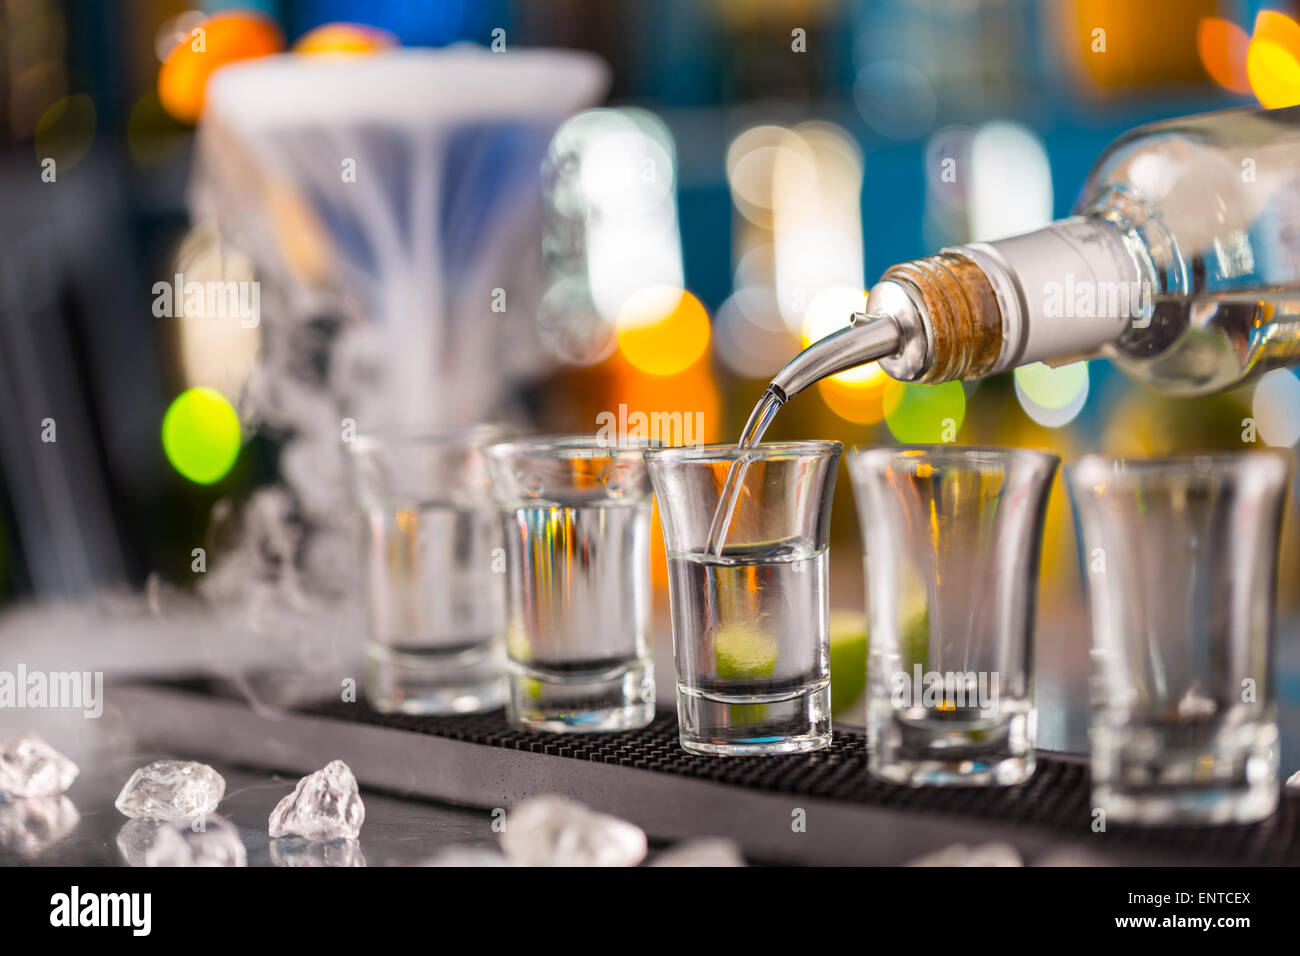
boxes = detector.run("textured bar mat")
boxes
[113,678,1300,866]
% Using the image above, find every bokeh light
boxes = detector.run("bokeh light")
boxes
[615,287,710,376]
[293,23,397,56]
[1014,361,1090,428]
[34,95,96,172]
[1247,11,1300,109]
[1252,369,1300,447]
[162,387,242,485]
[155,10,208,63]
[853,60,936,140]
[171,222,263,401]
[883,381,966,444]
[712,286,797,379]
[772,124,864,330]
[819,373,888,425]
[1198,17,1251,94]
[970,120,1052,242]
[157,11,284,124]
[127,90,189,167]
[725,125,816,228]
[546,108,684,326]
[801,286,878,384]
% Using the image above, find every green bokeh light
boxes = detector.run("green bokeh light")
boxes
[1014,361,1088,410]
[883,381,966,443]
[162,387,241,485]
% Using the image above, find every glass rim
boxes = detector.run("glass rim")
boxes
[1067,449,1291,484]
[644,440,843,463]
[847,444,1060,468]
[484,433,662,460]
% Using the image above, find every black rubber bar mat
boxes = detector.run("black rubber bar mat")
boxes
[112,678,1300,866]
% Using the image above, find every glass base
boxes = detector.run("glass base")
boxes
[677,677,831,756]
[873,753,1035,787]
[1091,724,1280,825]
[507,658,654,733]
[1092,781,1279,826]
[365,640,505,715]
[869,703,1035,786]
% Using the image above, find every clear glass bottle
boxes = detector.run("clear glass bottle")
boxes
[771,105,1300,400]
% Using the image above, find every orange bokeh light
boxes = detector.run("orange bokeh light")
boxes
[294,23,397,56]
[816,367,888,425]
[157,11,284,124]
[608,354,720,589]
[1198,17,1251,94]
[615,287,711,376]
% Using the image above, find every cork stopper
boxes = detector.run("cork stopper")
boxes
[877,251,1003,384]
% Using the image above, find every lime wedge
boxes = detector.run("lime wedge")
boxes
[829,609,868,716]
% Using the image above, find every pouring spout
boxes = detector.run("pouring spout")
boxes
[769,312,902,402]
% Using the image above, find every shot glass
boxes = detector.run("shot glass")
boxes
[484,436,656,732]
[848,446,1059,786]
[346,426,509,715]
[646,441,843,756]
[1067,452,1290,825]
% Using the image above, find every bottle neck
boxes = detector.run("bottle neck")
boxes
[768,217,1143,400]
[871,217,1142,384]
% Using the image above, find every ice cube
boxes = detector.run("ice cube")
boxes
[115,760,225,822]
[1286,770,1300,790]
[117,815,247,867]
[651,838,745,867]
[422,846,515,867]
[0,795,80,858]
[0,733,79,798]
[270,837,366,867]
[907,842,1023,867]
[500,795,646,867]
[268,760,364,841]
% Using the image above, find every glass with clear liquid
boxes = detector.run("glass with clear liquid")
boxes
[485,437,656,732]
[347,428,509,714]
[649,442,842,755]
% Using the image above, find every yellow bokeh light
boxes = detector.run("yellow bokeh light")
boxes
[616,287,710,376]
[34,95,96,172]
[294,23,397,56]
[1248,11,1300,108]
[818,374,888,425]
[801,286,878,384]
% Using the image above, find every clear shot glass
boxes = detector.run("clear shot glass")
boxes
[1067,452,1290,825]
[484,436,656,732]
[346,426,509,715]
[646,441,843,756]
[848,446,1059,786]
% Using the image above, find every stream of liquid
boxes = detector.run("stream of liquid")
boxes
[704,385,785,554]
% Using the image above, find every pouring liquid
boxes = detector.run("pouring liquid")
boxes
[704,386,784,554]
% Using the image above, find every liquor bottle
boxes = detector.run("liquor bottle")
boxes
[770,106,1300,402]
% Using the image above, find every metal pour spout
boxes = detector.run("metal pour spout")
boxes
[768,311,903,402]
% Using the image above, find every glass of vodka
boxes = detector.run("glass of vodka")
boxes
[849,446,1058,786]
[1067,452,1289,824]
[646,441,843,755]
[347,426,511,715]
[484,436,656,732]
